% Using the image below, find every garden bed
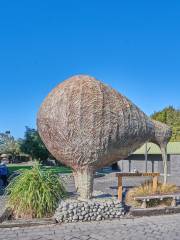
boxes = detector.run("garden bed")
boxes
[126,180,180,208]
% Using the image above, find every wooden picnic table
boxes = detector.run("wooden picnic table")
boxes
[116,172,160,201]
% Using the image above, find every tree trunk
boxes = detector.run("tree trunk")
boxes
[160,145,168,184]
[73,168,94,200]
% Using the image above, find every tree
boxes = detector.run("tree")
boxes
[20,127,51,162]
[151,106,180,141]
[0,131,21,160]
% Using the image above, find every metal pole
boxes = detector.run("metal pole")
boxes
[145,142,148,172]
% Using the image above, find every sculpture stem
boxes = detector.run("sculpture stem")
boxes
[160,145,168,185]
[73,168,94,199]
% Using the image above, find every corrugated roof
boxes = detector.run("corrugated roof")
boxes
[133,142,180,155]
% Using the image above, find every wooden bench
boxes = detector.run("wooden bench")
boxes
[116,172,160,202]
[134,194,180,208]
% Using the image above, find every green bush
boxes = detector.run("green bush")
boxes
[6,163,66,218]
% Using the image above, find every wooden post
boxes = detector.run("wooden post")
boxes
[171,198,176,207]
[152,176,158,193]
[145,142,148,172]
[141,200,147,209]
[117,176,123,202]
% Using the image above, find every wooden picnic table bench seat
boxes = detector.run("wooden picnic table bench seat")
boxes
[134,193,180,208]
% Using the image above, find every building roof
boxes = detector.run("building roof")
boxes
[133,142,180,155]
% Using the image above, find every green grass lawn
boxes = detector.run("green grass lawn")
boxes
[7,164,72,175]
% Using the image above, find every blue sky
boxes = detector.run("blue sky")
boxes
[0,0,180,139]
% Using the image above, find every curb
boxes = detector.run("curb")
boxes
[1,207,180,228]
[0,207,12,224]
[0,218,56,228]
[130,206,180,217]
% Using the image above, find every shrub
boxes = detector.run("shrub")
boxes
[6,163,66,218]
[126,180,178,208]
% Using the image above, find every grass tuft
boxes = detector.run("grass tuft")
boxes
[6,163,67,218]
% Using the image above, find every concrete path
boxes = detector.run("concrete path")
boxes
[1,213,180,240]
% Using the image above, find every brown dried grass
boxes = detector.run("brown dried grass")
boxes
[126,180,178,208]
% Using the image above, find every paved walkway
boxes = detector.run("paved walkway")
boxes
[1,214,180,240]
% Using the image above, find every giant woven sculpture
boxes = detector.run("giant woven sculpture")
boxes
[37,75,172,199]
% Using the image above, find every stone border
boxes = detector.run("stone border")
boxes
[0,218,55,228]
[130,205,180,217]
[1,203,180,228]
[2,206,180,228]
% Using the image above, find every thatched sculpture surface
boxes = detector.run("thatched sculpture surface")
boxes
[37,75,172,199]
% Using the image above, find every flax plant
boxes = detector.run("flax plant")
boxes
[6,163,66,218]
